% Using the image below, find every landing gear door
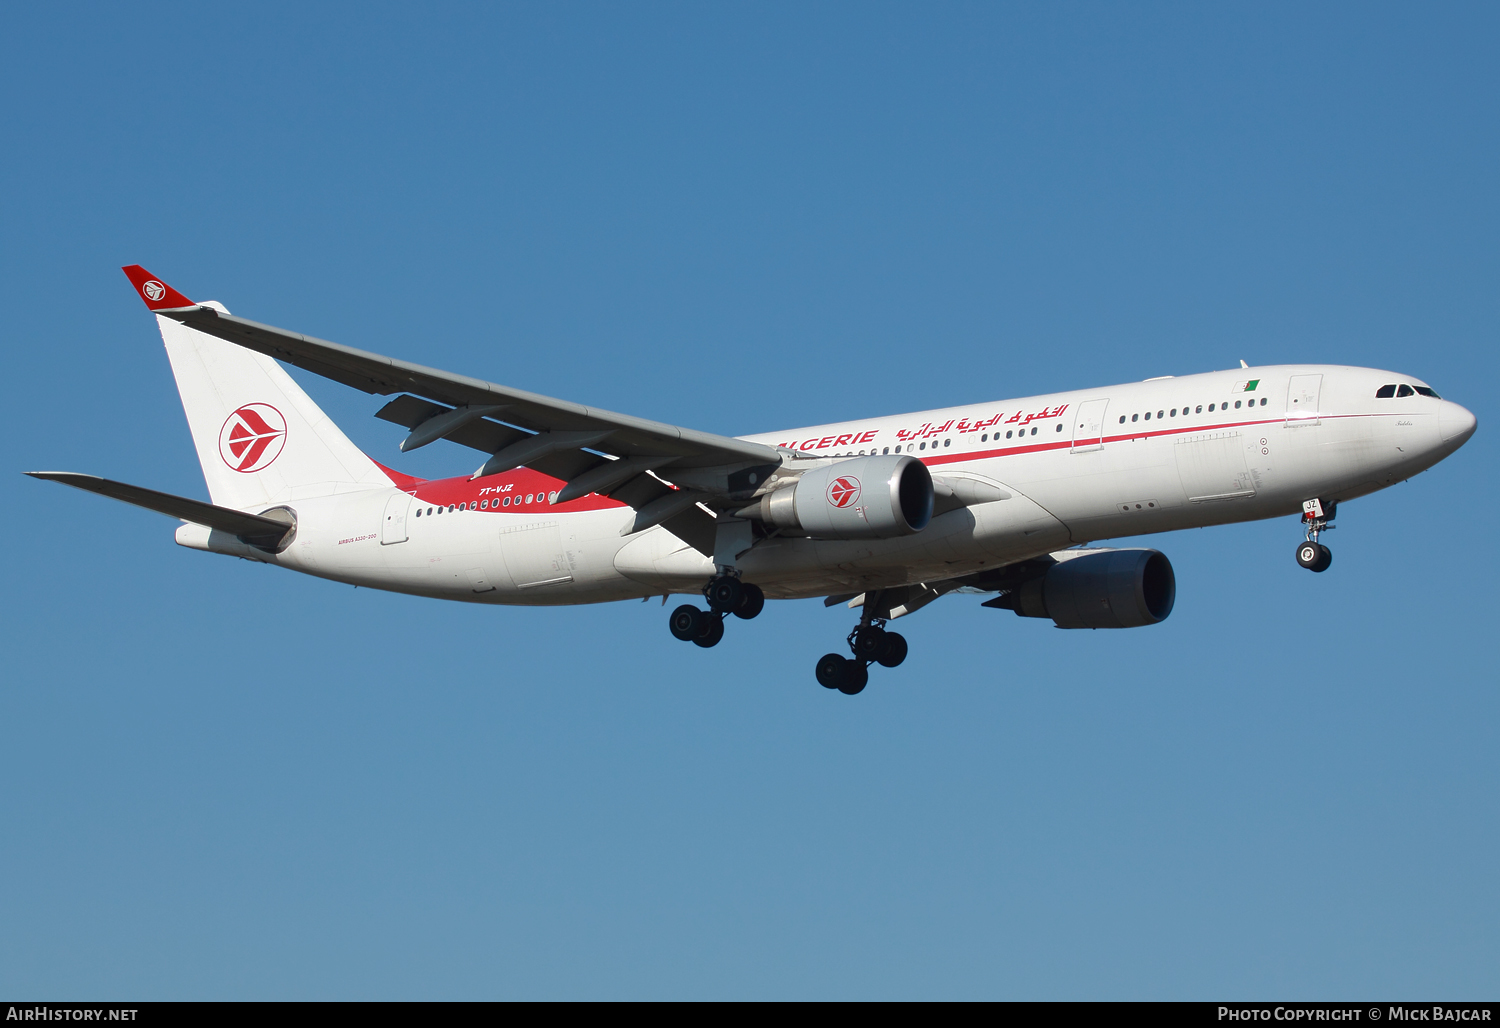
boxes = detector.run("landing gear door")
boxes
[1285,374,1322,427]
[381,492,412,544]
[1071,398,1109,452]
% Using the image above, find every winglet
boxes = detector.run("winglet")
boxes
[121,265,196,310]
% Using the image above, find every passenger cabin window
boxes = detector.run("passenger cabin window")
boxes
[1414,386,1440,398]
[1397,384,1415,397]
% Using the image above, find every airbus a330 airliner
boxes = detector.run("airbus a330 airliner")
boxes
[28,266,1478,694]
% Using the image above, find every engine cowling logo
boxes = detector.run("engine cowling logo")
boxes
[219,403,288,473]
[827,476,861,509]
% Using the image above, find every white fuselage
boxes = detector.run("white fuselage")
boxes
[177,364,1475,603]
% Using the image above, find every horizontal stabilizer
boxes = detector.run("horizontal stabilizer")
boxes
[25,472,294,548]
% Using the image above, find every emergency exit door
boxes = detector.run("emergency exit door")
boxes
[381,492,411,544]
[1285,375,1322,426]
[1071,399,1110,452]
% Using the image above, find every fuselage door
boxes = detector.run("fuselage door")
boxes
[381,492,411,544]
[1285,374,1322,426]
[1071,398,1109,452]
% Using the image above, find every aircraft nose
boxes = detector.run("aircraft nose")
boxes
[1439,400,1477,445]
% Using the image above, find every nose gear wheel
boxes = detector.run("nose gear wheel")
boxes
[1296,541,1332,572]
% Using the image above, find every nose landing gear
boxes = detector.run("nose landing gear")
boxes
[1296,498,1336,573]
[666,574,765,648]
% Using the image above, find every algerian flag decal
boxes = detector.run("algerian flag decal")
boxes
[1232,379,1261,392]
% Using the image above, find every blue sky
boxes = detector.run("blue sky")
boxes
[2,2,1495,999]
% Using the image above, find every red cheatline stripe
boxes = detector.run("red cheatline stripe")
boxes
[915,412,1381,468]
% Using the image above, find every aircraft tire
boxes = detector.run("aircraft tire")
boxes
[692,614,725,648]
[876,632,908,668]
[733,583,765,620]
[706,576,743,614]
[1311,544,1332,573]
[815,653,848,690]
[669,604,704,641]
[1296,541,1321,570]
[851,625,888,662]
[837,661,869,695]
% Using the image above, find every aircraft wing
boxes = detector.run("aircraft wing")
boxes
[122,267,781,493]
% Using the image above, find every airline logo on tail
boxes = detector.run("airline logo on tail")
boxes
[219,404,287,472]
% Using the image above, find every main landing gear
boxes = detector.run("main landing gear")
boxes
[815,607,908,696]
[667,574,764,648]
[1296,498,1336,573]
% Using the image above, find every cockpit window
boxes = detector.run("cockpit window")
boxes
[1396,384,1415,398]
[1376,384,1397,398]
[1414,386,1441,398]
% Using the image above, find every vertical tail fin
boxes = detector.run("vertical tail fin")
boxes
[134,272,393,510]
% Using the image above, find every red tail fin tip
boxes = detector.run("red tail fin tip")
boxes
[121,265,196,310]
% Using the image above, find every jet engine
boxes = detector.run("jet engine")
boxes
[739,454,933,539]
[992,548,1175,628]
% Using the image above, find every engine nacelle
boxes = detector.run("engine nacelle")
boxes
[1000,548,1175,628]
[745,454,933,539]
